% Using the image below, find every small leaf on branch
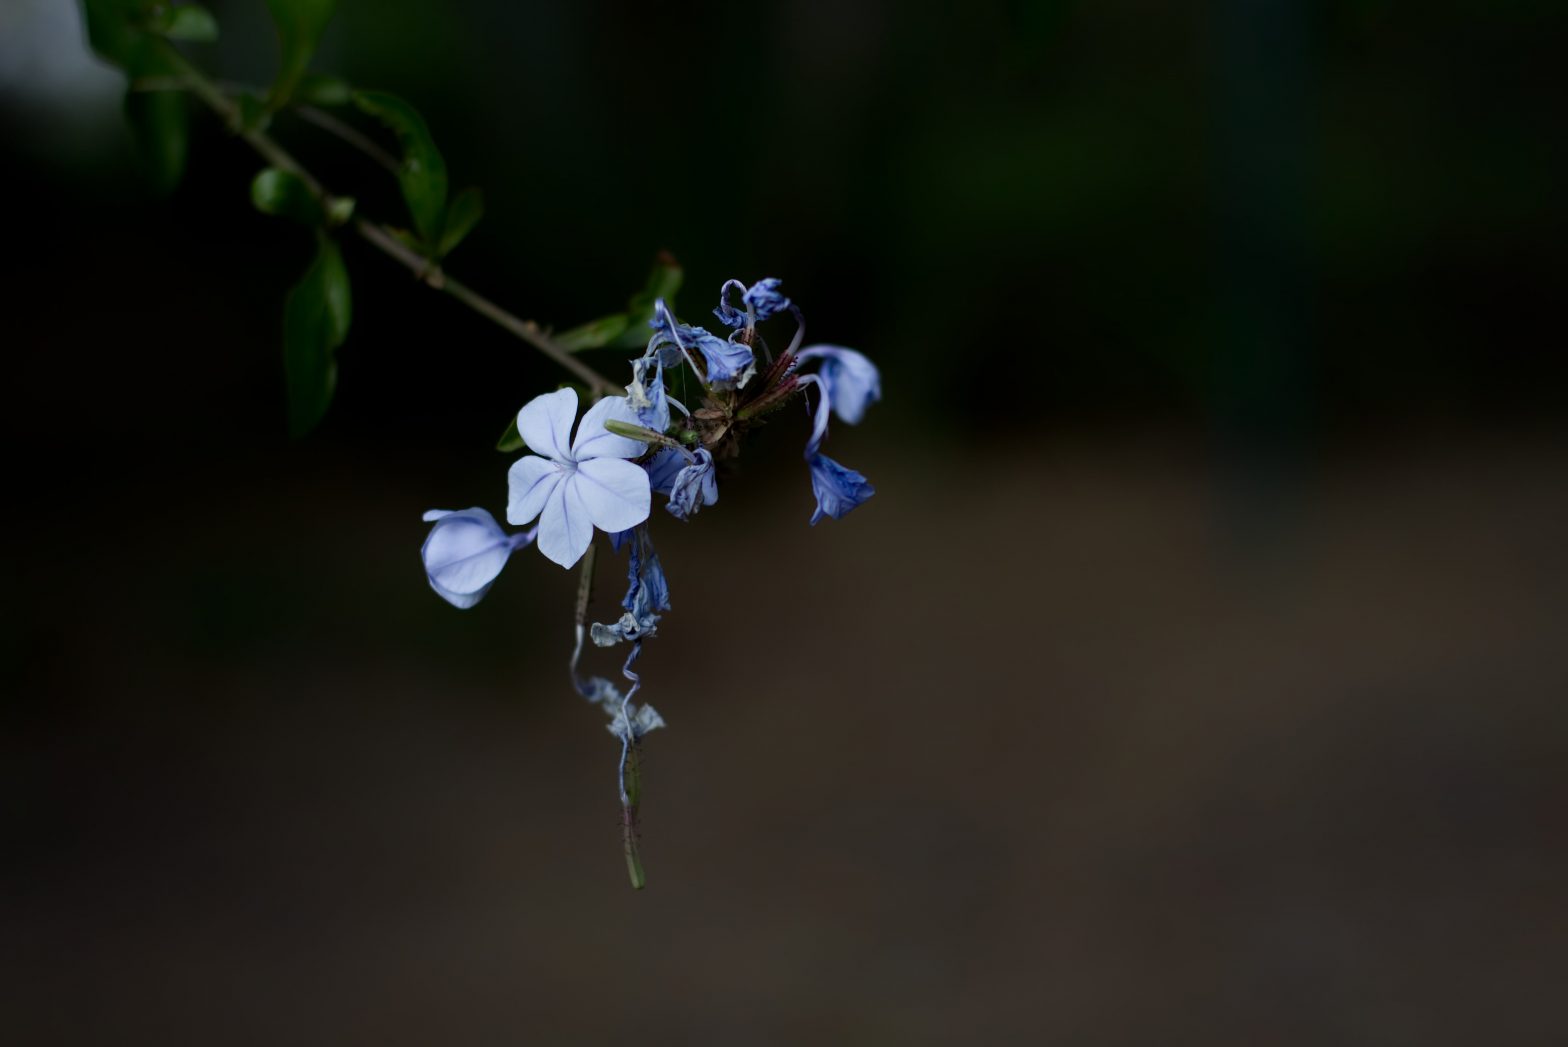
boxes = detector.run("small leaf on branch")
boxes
[352,90,450,249]
[295,74,352,106]
[157,4,219,42]
[251,167,323,226]
[496,415,525,453]
[436,188,484,259]
[555,313,631,352]
[615,253,683,349]
[263,0,338,110]
[283,234,352,437]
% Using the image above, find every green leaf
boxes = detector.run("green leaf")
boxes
[124,89,188,195]
[263,0,337,109]
[82,0,165,73]
[555,254,685,352]
[326,196,356,226]
[614,254,683,349]
[234,92,271,133]
[295,74,352,106]
[158,4,219,42]
[496,414,524,453]
[352,90,449,247]
[283,235,352,437]
[436,187,483,259]
[251,167,323,226]
[554,313,631,352]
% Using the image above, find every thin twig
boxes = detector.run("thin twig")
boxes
[155,41,620,397]
[295,105,400,175]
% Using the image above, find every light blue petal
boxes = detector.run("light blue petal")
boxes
[571,395,648,461]
[572,456,652,535]
[516,387,577,462]
[506,455,562,526]
[644,446,686,496]
[537,475,594,568]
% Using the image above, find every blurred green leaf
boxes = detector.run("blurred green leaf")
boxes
[352,90,449,248]
[263,0,337,109]
[124,89,188,195]
[283,235,352,437]
[496,414,524,453]
[326,196,356,226]
[234,92,271,133]
[295,74,352,106]
[555,314,631,352]
[157,5,218,42]
[82,0,165,72]
[436,188,483,259]
[615,254,683,349]
[251,167,323,226]
[557,254,684,352]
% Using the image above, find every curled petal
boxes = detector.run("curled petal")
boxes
[644,446,686,496]
[573,456,653,535]
[517,387,578,462]
[506,455,562,525]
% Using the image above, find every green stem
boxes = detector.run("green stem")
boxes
[155,42,620,397]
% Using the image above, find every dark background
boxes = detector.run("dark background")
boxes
[3,1,1566,1042]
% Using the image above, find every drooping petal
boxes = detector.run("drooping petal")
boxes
[690,330,755,388]
[572,395,648,461]
[798,344,882,425]
[573,456,652,534]
[798,373,834,458]
[644,446,686,496]
[420,507,529,609]
[536,473,595,568]
[666,448,717,520]
[516,387,578,462]
[506,455,562,525]
[807,453,875,525]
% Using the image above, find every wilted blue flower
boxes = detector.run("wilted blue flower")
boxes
[715,277,792,329]
[643,446,687,498]
[592,525,671,646]
[420,508,536,609]
[797,344,882,425]
[807,453,876,525]
[666,448,718,520]
[650,299,755,389]
[798,372,876,523]
[506,388,652,569]
[625,355,670,432]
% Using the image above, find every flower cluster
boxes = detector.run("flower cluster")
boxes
[418,277,880,772]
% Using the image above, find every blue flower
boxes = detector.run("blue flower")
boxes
[715,277,792,329]
[666,448,718,520]
[506,388,652,568]
[644,446,687,497]
[420,508,536,609]
[797,344,881,425]
[649,299,755,389]
[807,454,876,525]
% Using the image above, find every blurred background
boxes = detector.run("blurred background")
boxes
[3,1,1566,1042]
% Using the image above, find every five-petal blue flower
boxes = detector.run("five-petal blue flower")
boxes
[506,388,652,568]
